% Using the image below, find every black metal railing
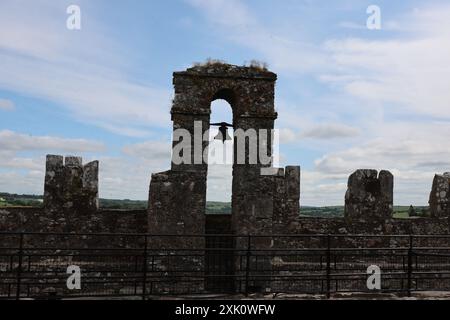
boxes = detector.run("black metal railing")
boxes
[1,232,450,299]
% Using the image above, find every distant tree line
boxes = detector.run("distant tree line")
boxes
[0,192,431,217]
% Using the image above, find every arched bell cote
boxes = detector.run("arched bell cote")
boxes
[149,63,299,240]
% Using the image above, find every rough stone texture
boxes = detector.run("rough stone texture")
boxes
[149,64,280,237]
[147,63,299,293]
[148,64,300,241]
[272,166,301,234]
[147,170,207,293]
[1,156,145,235]
[344,169,393,224]
[44,154,99,214]
[148,170,206,238]
[0,207,147,235]
[4,165,448,240]
[429,173,450,218]
[3,206,450,241]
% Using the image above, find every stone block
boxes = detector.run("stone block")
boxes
[429,173,450,218]
[44,155,99,214]
[65,156,82,167]
[344,169,393,222]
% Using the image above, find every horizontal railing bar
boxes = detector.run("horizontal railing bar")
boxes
[3,247,444,252]
[4,232,450,238]
[3,248,450,255]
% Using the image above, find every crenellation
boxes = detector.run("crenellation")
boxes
[64,156,82,167]
[285,166,300,201]
[43,155,99,214]
[82,160,99,211]
[429,173,450,218]
[43,155,64,210]
[344,169,393,223]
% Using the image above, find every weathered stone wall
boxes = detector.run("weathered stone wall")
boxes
[0,207,147,234]
[41,155,100,233]
[148,64,284,240]
[148,170,206,237]
[2,160,449,240]
[205,214,232,234]
[344,169,393,224]
[272,166,301,234]
[429,173,450,218]
[44,154,99,214]
[270,168,450,249]
[279,216,450,236]
[1,153,145,236]
[2,181,448,239]
[147,63,300,293]
[148,63,302,257]
[147,169,207,293]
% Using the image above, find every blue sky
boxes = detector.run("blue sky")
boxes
[1,0,450,205]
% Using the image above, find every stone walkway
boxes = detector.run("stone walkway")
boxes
[146,291,450,300]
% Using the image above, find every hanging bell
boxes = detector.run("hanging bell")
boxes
[214,125,232,143]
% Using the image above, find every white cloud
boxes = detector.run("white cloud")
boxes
[338,21,366,30]
[122,141,172,161]
[0,157,43,171]
[281,4,450,205]
[312,121,450,205]
[0,129,232,201]
[0,0,171,137]
[185,0,329,73]
[0,98,14,111]
[323,5,450,120]
[315,138,450,176]
[0,51,171,137]
[206,163,233,202]
[0,171,44,195]
[300,123,360,140]
[0,130,105,153]
[0,130,107,194]
[97,156,156,200]
[278,128,296,144]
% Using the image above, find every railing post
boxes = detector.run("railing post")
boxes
[142,235,148,300]
[326,234,331,299]
[245,235,251,296]
[407,234,413,297]
[16,233,24,300]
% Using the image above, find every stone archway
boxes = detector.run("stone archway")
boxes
[147,62,300,293]
[148,63,283,236]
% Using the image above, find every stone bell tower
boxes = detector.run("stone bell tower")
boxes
[148,63,300,238]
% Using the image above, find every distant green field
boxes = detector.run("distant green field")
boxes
[99,198,147,210]
[300,206,343,217]
[99,199,233,212]
[205,201,231,214]
[300,205,429,218]
[392,205,430,218]
[0,193,43,207]
[0,192,429,218]
[100,200,232,214]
